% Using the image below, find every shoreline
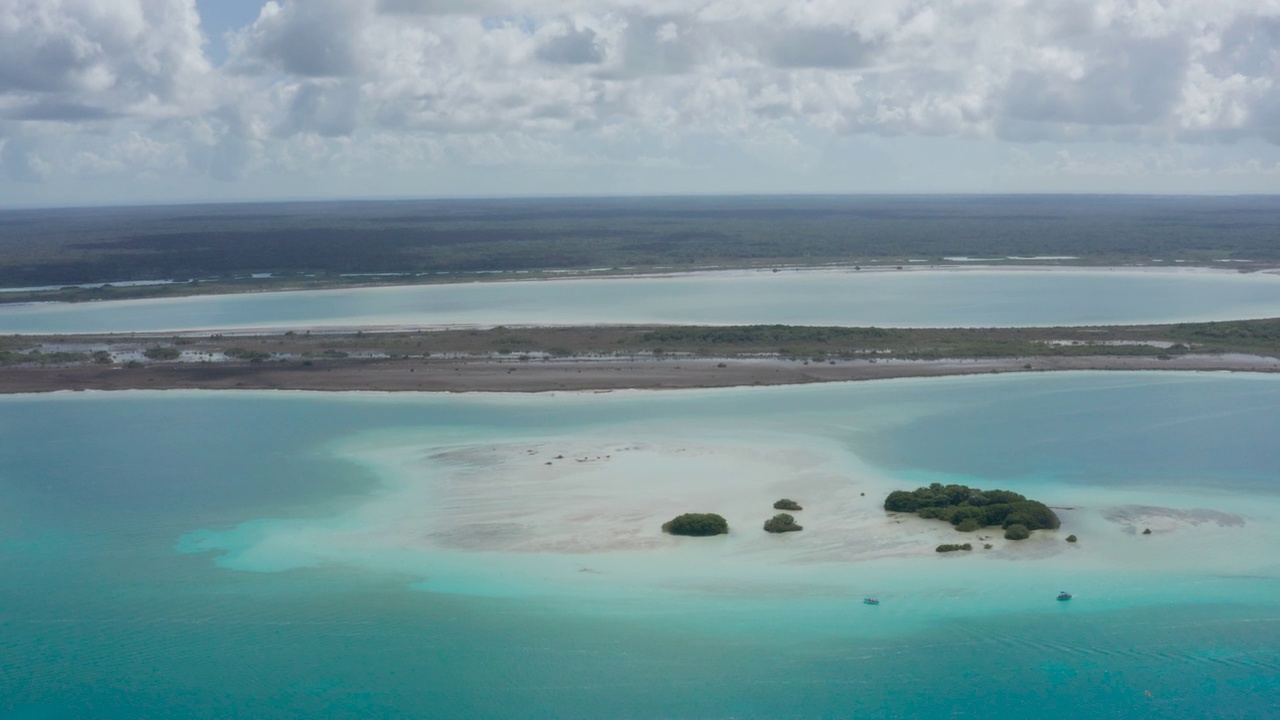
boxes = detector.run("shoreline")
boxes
[4,353,1278,394]
[3,261,1275,309]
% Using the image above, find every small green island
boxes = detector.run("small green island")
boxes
[662,513,729,536]
[885,483,1061,540]
[773,498,803,511]
[763,513,803,533]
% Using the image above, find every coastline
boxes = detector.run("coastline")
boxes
[4,352,1278,394]
[2,261,1273,308]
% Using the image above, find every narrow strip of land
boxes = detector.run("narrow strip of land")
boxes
[2,319,1278,393]
[2,353,1278,394]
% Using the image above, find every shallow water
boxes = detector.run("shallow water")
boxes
[3,267,1280,332]
[2,373,1279,718]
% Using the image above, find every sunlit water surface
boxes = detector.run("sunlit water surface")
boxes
[3,268,1280,332]
[3,373,1279,718]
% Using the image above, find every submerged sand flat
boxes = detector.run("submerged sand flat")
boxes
[180,400,1280,617]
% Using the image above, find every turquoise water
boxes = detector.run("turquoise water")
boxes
[3,268,1280,332]
[3,374,1280,718]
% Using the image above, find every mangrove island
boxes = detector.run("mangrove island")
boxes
[884,483,1061,540]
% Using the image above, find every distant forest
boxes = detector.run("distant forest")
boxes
[2,195,1279,287]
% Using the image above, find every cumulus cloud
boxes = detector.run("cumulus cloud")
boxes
[1,136,52,183]
[375,0,514,15]
[7,100,119,122]
[7,0,1280,199]
[228,0,369,77]
[536,25,604,65]
[275,81,362,138]
[0,0,210,117]
[768,27,876,69]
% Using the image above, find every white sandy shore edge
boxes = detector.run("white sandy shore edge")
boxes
[7,261,1272,299]
[9,262,1276,318]
[454,262,1280,286]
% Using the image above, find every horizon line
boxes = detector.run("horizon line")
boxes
[5,191,1280,212]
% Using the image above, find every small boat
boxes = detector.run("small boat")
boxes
[1057,591,1072,601]
[863,597,880,605]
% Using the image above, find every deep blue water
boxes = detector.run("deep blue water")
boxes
[2,375,1279,718]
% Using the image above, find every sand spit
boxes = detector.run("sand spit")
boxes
[4,353,1280,394]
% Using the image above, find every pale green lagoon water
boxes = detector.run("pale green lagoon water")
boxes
[2,373,1280,718]
[3,268,1280,333]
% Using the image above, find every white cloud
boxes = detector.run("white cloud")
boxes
[0,0,210,120]
[536,22,605,65]
[1,136,52,182]
[228,0,370,78]
[6,0,1280,201]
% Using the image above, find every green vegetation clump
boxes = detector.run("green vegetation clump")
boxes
[1066,534,1078,543]
[143,346,181,360]
[0,349,92,365]
[224,348,271,362]
[662,513,729,537]
[1004,524,1031,540]
[936,543,973,553]
[884,482,1060,541]
[773,498,802,511]
[763,513,803,533]
[6,197,1280,298]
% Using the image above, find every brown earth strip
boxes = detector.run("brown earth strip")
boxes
[3,354,1277,394]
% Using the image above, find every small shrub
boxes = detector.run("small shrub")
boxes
[983,543,993,550]
[662,513,729,537]
[225,348,271,362]
[884,490,920,513]
[955,517,983,532]
[763,513,803,533]
[143,346,181,361]
[773,498,802,511]
[1004,524,1031,541]
[1142,528,1152,535]
[935,543,973,553]
[1066,534,1078,543]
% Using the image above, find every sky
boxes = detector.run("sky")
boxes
[4,0,1280,207]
